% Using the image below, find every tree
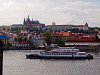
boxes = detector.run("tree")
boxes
[43,32,52,45]
[57,37,66,47]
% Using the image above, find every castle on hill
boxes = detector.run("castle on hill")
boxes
[23,15,45,27]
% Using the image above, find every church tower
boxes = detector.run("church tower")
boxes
[26,15,31,25]
[23,18,26,25]
[27,15,30,22]
[85,23,88,27]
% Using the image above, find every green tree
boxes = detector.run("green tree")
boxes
[43,32,52,45]
[57,37,66,47]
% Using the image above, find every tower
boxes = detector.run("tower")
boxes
[23,18,26,25]
[85,23,88,27]
[26,15,31,25]
[52,22,56,25]
[27,15,30,22]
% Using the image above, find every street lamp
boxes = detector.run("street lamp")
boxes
[0,40,4,75]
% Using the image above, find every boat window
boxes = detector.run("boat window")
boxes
[79,53,85,55]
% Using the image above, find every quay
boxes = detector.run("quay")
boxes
[65,42,100,46]
[3,42,100,51]
[65,42,100,51]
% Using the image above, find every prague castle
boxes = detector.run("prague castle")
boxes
[11,15,88,31]
[23,15,45,27]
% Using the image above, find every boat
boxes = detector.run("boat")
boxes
[26,47,93,59]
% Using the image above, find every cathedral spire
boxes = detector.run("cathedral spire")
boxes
[27,15,30,22]
[28,15,29,19]
[85,23,88,27]
[23,17,26,25]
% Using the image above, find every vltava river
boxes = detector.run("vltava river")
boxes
[3,50,100,75]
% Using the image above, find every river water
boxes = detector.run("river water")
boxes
[3,50,100,75]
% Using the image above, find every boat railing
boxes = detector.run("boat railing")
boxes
[52,48,79,52]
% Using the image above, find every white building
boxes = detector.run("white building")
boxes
[32,34,45,48]
[45,23,89,31]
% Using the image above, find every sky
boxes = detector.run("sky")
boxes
[0,0,100,27]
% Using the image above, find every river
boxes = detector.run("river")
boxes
[3,50,100,75]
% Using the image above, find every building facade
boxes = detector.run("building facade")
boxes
[45,23,89,31]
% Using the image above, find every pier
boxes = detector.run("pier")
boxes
[65,42,100,46]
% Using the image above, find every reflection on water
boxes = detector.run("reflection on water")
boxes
[3,50,100,75]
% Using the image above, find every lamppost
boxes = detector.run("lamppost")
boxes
[0,40,4,75]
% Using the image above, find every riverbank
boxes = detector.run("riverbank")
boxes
[75,46,100,51]
[3,45,100,52]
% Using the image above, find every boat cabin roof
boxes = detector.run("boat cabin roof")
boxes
[78,52,86,54]
[52,48,79,52]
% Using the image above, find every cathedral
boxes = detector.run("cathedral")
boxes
[23,15,45,27]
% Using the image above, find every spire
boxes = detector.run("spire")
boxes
[24,17,25,21]
[28,15,30,19]
[23,17,26,25]
[85,23,88,27]
[27,14,30,22]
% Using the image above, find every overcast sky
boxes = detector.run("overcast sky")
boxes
[0,0,100,27]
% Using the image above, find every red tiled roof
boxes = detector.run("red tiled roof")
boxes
[52,32,71,37]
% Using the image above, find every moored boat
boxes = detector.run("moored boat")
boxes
[26,47,93,59]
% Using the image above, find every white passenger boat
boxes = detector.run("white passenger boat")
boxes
[26,47,93,59]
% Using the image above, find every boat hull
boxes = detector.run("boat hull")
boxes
[26,54,93,59]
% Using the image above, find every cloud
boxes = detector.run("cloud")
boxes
[0,0,100,27]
